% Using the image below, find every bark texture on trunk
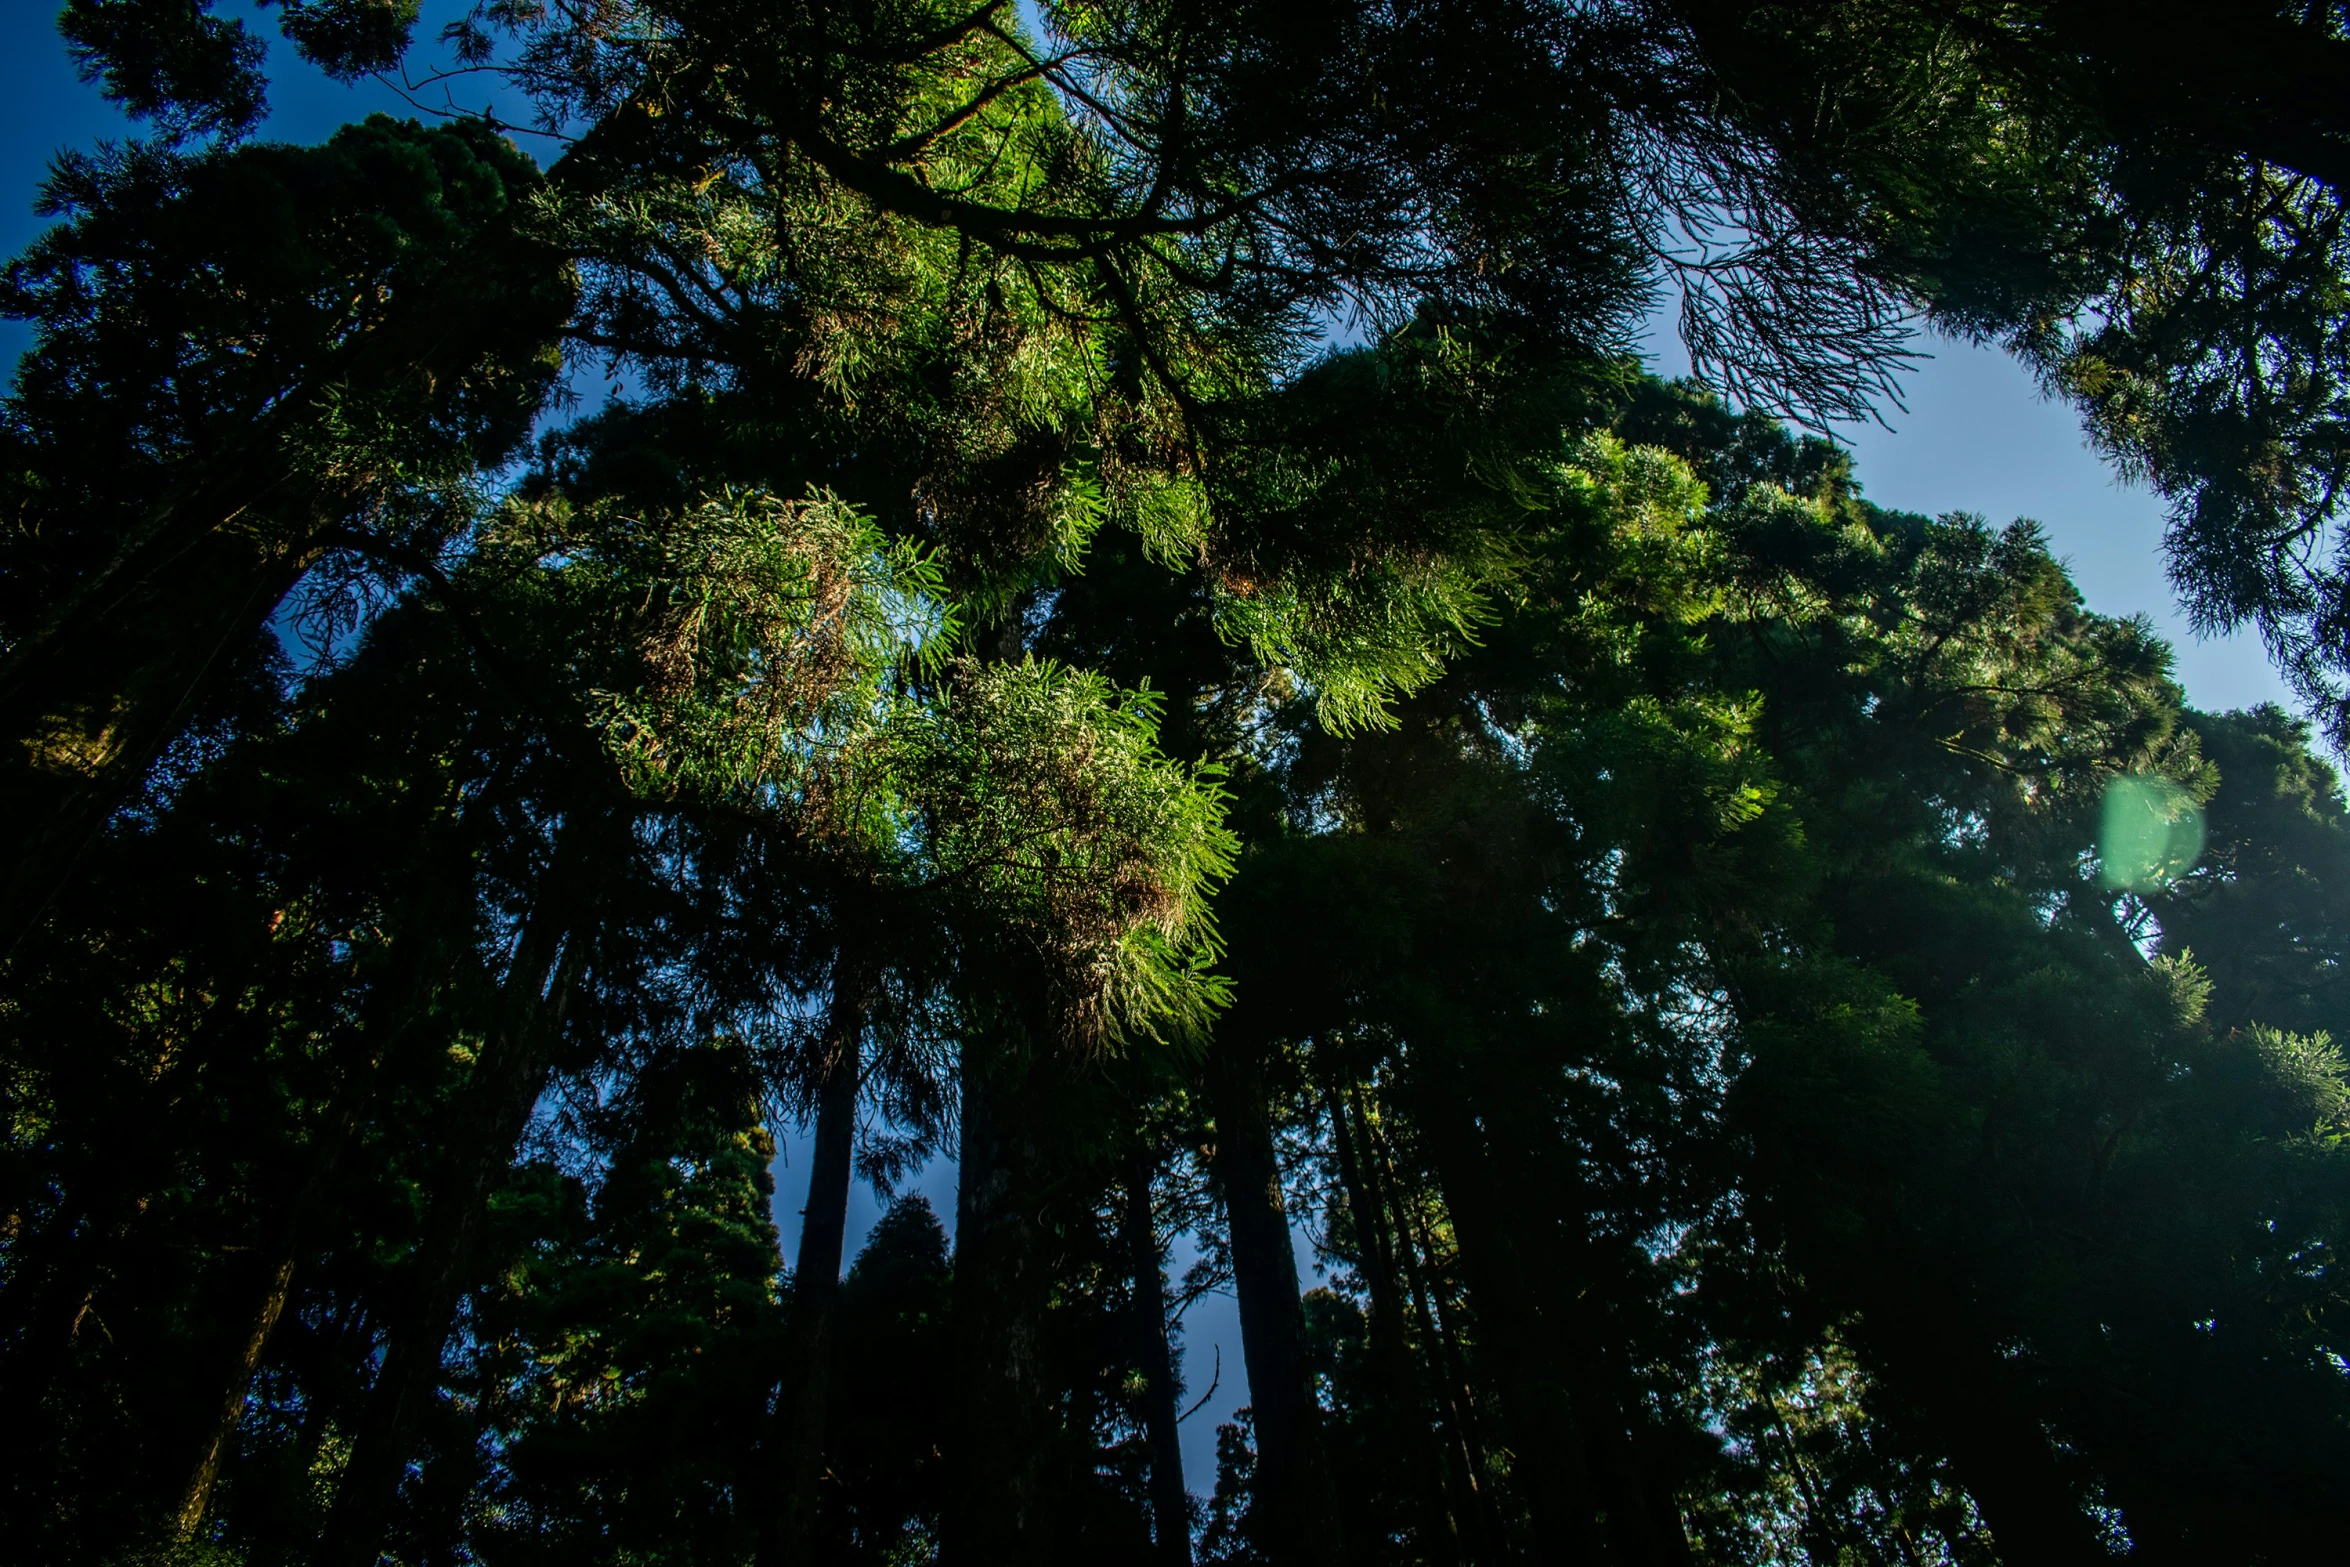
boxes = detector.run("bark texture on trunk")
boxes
[761,948,877,1567]
[942,1046,1054,1566]
[1208,1035,1339,1566]
[1123,1145,1193,1567]
[1326,1079,1474,1563]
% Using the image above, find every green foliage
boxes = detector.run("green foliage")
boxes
[1200,329,1618,731]
[897,657,1239,1048]
[276,0,421,80]
[472,1042,785,1566]
[0,113,570,897]
[57,0,266,142]
[2153,704,2350,1039]
[1685,1328,1998,1567]
[12,6,2350,1562]
[5,112,562,494]
[818,1197,953,1564]
[1674,0,2350,740]
[575,487,951,814]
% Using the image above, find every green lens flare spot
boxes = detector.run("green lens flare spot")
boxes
[2098,774,2206,890]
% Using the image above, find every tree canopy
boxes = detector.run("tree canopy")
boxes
[4,4,2348,1566]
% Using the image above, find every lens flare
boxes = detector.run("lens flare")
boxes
[2099,774,2205,890]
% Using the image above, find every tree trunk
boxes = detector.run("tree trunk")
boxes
[942,1044,1055,1565]
[316,900,578,1567]
[1326,1078,1473,1564]
[1207,1033,1339,1567]
[762,948,877,1567]
[1389,1186,1507,1565]
[174,1253,295,1536]
[171,1020,402,1541]
[1123,1144,1194,1567]
[1416,1078,1608,1566]
[1420,1066,1696,1567]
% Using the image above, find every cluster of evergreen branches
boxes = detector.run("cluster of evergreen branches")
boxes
[4,4,2349,1565]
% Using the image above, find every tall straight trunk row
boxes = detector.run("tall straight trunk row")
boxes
[1327,1072,1503,1564]
[944,1039,1057,1563]
[1415,1046,1700,1567]
[1209,1032,1341,1566]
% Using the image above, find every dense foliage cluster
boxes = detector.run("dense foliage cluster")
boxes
[4,3,2348,1565]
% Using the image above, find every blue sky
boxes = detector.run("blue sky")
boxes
[1636,326,2298,718]
[1832,340,2293,716]
[0,0,544,358]
[0,0,2303,1502]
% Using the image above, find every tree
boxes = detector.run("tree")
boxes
[1662,0,2350,739]
[0,115,569,942]
[470,1038,786,1567]
[11,6,2350,1564]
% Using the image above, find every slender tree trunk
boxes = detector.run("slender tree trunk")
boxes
[1326,1078,1470,1564]
[1207,1033,1339,1567]
[762,948,877,1567]
[1123,1144,1194,1567]
[317,900,577,1566]
[1421,1064,1698,1567]
[1386,1173,1490,1497]
[1416,1077,1607,1566]
[942,1042,1055,1565]
[1389,1187,1507,1563]
[1367,1089,1511,1562]
[172,1023,400,1541]
[175,1253,296,1536]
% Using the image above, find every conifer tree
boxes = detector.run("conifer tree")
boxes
[9,6,2350,1567]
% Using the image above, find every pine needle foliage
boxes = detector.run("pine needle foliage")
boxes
[580,487,952,818]
[897,658,1237,1051]
[13,7,2350,1563]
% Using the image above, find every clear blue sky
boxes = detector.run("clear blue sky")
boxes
[0,0,2303,1503]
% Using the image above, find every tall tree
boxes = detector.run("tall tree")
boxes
[13,6,2350,1564]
